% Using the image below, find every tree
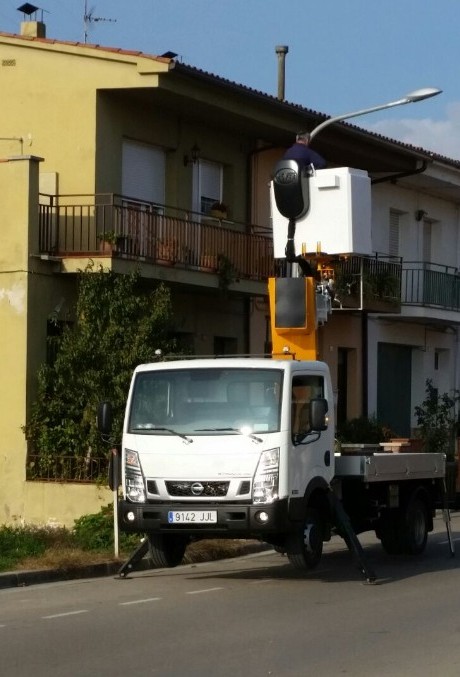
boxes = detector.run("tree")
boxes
[24,263,177,479]
[414,379,460,459]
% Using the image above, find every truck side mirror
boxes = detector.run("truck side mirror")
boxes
[272,159,311,220]
[310,398,328,431]
[97,401,113,435]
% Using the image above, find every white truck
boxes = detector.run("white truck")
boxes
[100,355,448,582]
[99,162,453,581]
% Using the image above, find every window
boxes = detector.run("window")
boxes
[422,219,432,264]
[128,367,283,434]
[193,159,223,214]
[122,140,165,204]
[291,375,324,440]
[121,141,166,256]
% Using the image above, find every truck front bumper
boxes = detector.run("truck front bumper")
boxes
[118,499,290,538]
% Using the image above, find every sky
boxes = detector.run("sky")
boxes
[2,0,460,160]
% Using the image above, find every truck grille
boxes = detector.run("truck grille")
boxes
[165,481,230,497]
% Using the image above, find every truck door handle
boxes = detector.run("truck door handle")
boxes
[324,450,330,466]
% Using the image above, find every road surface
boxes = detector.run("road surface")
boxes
[1,514,460,676]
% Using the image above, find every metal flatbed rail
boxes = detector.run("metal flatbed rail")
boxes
[334,452,445,483]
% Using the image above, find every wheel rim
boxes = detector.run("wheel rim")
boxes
[303,522,321,554]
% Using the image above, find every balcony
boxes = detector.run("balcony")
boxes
[402,262,460,312]
[38,194,274,283]
[327,255,402,312]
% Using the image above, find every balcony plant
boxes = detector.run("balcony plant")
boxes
[156,238,178,265]
[336,415,393,448]
[210,202,228,219]
[217,253,236,291]
[200,252,218,271]
[97,231,122,254]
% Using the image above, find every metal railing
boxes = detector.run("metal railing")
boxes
[402,262,460,311]
[26,454,108,483]
[39,193,274,282]
[330,255,402,311]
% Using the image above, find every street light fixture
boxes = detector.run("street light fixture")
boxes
[309,87,442,141]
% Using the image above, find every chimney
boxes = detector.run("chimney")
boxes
[17,3,46,38]
[275,45,289,101]
[20,20,46,37]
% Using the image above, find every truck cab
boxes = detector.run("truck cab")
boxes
[116,357,334,567]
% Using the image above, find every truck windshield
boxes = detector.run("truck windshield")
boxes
[128,367,283,435]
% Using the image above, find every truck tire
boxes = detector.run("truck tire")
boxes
[286,508,323,570]
[399,497,428,555]
[147,533,188,568]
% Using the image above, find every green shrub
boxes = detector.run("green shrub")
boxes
[337,415,392,444]
[0,526,46,571]
[72,504,138,551]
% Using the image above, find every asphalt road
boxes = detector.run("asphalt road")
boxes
[1,514,460,677]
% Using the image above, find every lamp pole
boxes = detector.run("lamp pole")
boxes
[309,87,442,141]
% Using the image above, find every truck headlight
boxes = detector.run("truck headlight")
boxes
[125,449,146,503]
[253,448,279,504]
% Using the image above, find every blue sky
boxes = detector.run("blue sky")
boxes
[2,0,460,159]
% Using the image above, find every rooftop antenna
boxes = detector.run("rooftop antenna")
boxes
[83,0,116,43]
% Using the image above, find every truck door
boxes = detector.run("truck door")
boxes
[290,374,334,493]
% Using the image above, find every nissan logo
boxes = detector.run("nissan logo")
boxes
[191,482,204,496]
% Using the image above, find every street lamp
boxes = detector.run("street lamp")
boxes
[309,87,442,140]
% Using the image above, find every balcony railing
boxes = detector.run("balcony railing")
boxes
[39,193,274,282]
[328,255,402,312]
[402,262,460,311]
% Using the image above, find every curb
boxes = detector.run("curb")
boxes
[0,542,270,590]
[0,561,124,590]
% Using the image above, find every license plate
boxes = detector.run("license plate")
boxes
[168,510,217,524]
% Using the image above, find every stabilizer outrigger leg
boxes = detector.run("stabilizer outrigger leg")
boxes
[116,538,150,579]
[441,479,455,558]
[329,492,377,584]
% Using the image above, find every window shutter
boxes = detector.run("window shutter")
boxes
[122,140,165,204]
[389,210,400,257]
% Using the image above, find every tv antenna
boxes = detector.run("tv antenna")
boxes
[83,1,116,43]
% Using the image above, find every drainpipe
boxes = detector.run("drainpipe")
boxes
[275,46,289,101]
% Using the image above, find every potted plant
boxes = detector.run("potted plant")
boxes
[97,231,122,253]
[200,252,218,271]
[217,253,236,291]
[336,415,393,453]
[210,202,228,219]
[156,238,178,265]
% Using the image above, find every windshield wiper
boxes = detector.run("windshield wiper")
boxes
[194,428,263,443]
[134,426,193,443]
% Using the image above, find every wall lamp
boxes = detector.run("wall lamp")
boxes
[183,143,200,167]
[415,209,428,221]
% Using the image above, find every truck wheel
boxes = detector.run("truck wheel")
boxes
[286,509,323,570]
[400,497,428,555]
[147,533,188,568]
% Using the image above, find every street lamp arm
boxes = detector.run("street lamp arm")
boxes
[309,87,442,141]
